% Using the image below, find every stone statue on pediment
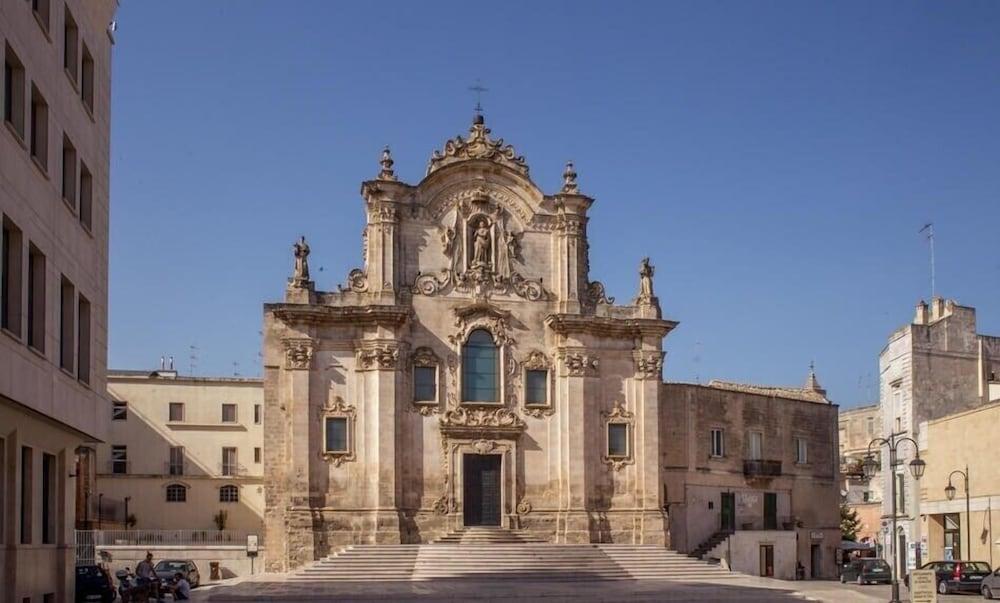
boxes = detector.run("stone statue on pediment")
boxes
[291,236,311,285]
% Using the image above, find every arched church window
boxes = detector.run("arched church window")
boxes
[462,329,499,403]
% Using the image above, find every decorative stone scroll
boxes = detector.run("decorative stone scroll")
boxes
[562,352,599,377]
[356,344,399,370]
[339,268,369,293]
[440,407,525,429]
[634,351,665,380]
[283,338,314,370]
[516,499,533,515]
[586,281,614,306]
[426,116,529,178]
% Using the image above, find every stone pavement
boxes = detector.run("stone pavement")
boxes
[191,575,889,602]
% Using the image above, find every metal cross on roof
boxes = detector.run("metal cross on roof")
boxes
[468,79,488,115]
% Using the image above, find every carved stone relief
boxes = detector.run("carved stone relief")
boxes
[283,338,314,370]
[562,352,599,377]
[634,351,665,380]
[356,344,399,370]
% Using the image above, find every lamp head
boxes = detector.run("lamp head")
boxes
[909,458,926,480]
[945,483,956,501]
[861,454,879,479]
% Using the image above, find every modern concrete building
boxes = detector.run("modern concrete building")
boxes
[261,114,841,579]
[878,298,1000,576]
[89,368,264,533]
[1,0,116,600]
[838,403,883,548]
[918,401,1000,565]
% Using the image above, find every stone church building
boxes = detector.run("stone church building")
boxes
[262,115,840,578]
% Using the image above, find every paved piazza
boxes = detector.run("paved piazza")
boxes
[189,575,908,602]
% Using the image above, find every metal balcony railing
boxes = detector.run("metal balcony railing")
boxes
[743,459,782,477]
[165,461,188,476]
[219,463,247,477]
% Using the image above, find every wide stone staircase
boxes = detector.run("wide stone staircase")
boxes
[295,527,740,583]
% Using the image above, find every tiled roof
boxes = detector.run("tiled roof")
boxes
[705,380,830,404]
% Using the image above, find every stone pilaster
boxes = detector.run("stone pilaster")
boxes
[634,347,669,545]
[556,348,600,543]
[551,193,593,314]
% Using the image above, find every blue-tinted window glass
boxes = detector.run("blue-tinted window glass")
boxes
[608,423,628,457]
[525,370,547,405]
[462,329,498,402]
[414,366,436,401]
[325,417,348,452]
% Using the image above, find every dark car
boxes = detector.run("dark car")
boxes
[982,566,1000,599]
[153,559,201,588]
[75,564,116,602]
[840,558,892,585]
[904,561,992,595]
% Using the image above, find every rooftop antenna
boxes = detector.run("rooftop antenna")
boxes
[159,356,165,371]
[188,345,198,376]
[919,223,935,299]
[468,79,488,118]
[168,356,174,371]
[233,361,240,377]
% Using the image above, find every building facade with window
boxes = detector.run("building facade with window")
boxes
[838,403,883,548]
[878,298,1000,576]
[0,1,117,601]
[261,115,842,576]
[87,369,264,532]
[662,379,841,579]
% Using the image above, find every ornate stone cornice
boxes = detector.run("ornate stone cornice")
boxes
[426,117,529,178]
[283,338,314,370]
[267,304,410,328]
[545,314,678,339]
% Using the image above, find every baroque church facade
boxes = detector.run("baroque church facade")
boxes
[262,115,841,575]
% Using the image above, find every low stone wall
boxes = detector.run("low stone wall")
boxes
[97,545,262,582]
[706,530,798,580]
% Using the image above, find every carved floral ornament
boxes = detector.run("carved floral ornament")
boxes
[412,346,439,368]
[356,344,400,370]
[283,339,314,370]
[634,351,665,380]
[561,352,600,377]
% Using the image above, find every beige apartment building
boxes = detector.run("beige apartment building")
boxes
[262,113,841,579]
[878,298,1000,576]
[918,401,1000,566]
[1,0,117,601]
[90,369,264,532]
[838,403,883,547]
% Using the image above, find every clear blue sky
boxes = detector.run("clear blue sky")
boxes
[109,1,1000,408]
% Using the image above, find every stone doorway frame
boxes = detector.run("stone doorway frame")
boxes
[442,437,519,530]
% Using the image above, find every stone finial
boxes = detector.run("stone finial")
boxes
[377,146,397,181]
[291,235,311,286]
[561,161,579,194]
[805,361,826,395]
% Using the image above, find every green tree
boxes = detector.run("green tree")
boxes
[840,503,861,541]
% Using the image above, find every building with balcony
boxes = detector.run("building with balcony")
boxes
[87,368,264,532]
[662,376,841,580]
[838,403,883,548]
[1,1,117,600]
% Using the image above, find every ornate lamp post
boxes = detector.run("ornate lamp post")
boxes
[944,466,971,561]
[862,433,925,603]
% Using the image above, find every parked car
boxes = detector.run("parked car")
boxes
[153,559,201,588]
[840,558,892,585]
[982,566,1000,599]
[75,564,116,602]
[904,561,992,595]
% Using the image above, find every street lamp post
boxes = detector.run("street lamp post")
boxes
[863,432,925,603]
[944,466,971,561]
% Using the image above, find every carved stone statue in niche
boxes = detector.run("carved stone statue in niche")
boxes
[470,218,492,270]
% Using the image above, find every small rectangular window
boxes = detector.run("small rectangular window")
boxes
[254,447,261,464]
[20,446,32,544]
[79,162,92,230]
[59,276,75,372]
[795,437,808,464]
[219,485,239,503]
[325,417,348,453]
[221,447,238,476]
[866,417,874,437]
[77,295,90,384]
[80,44,94,113]
[32,0,51,32]
[41,453,55,544]
[747,431,763,460]
[607,423,628,458]
[61,135,77,208]
[253,404,261,424]
[710,428,725,458]
[111,401,127,421]
[2,217,24,336]
[525,370,548,405]
[30,85,48,171]
[63,7,78,82]
[414,366,436,402]
[4,44,26,139]
[110,445,127,475]
[168,402,184,422]
[27,244,45,352]
[168,446,184,475]
[222,403,237,423]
